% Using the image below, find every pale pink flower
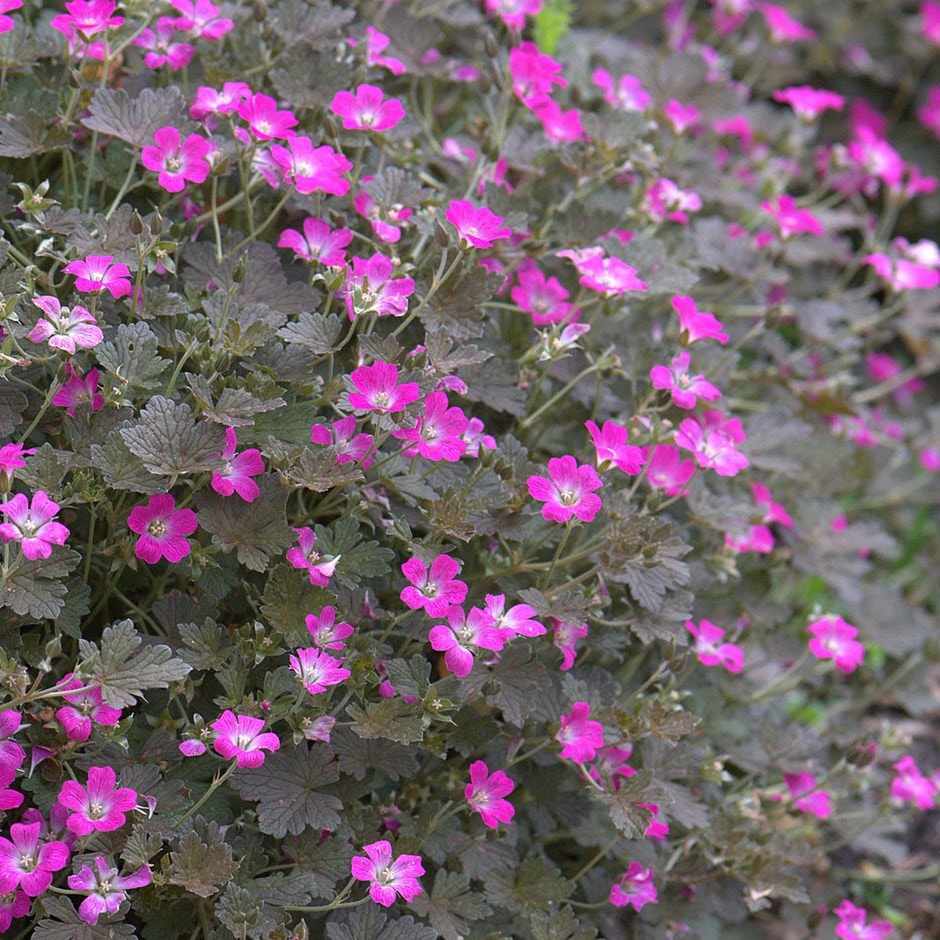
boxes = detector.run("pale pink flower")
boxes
[393,391,469,462]
[0,822,69,896]
[527,455,603,523]
[58,766,137,836]
[353,187,412,243]
[28,296,103,353]
[133,16,194,70]
[400,554,467,618]
[675,417,749,476]
[236,92,298,140]
[511,261,579,325]
[609,862,658,911]
[68,856,152,926]
[330,84,405,131]
[592,68,651,111]
[211,710,280,768]
[270,136,352,196]
[51,0,123,43]
[289,647,351,695]
[0,443,33,481]
[833,900,893,940]
[864,252,940,291]
[63,254,132,298]
[772,85,845,121]
[211,428,264,502]
[552,617,589,670]
[556,701,604,762]
[847,128,905,191]
[890,755,937,810]
[644,443,697,494]
[807,614,865,674]
[645,178,702,224]
[483,594,545,638]
[347,361,421,413]
[663,99,699,133]
[685,619,744,673]
[673,295,728,345]
[557,247,647,295]
[463,417,496,456]
[310,416,374,468]
[279,217,352,268]
[305,606,354,651]
[362,25,406,75]
[650,352,723,409]
[445,200,512,249]
[465,760,515,827]
[0,491,69,560]
[286,527,340,586]
[785,771,832,818]
[429,606,505,677]
[127,494,198,564]
[532,98,585,142]
[55,674,122,742]
[190,82,251,123]
[485,0,541,31]
[350,840,424,907]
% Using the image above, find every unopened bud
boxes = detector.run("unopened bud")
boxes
[483,32,499,59]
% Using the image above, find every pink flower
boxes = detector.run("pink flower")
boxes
[0,0,22,35]
[0,443,33,481]
[511,262,579,325]
[0,710,25,774]
[51,0,123,42]
[305,606,354,650]
[0,822,70,897]
[286,526,340,586]
[171,0,234,40]
[592,68,651,111]
[400,554,468,618]
[429,606,505,677]
[465,760,515,827]
[0,888,29,933]
[52,365,103,415]
[673,295,728,345]
[864,253,940,291]
[890,755,937,810]
[302,715,335,743]
[62,254,132,298]
[289,647,351,695]
[310,416,374,467]
[362,25,406,75]
[127,494,198,564]
[211,710,280,768]
[483,593,545,638]
[772,85,845,121]
[463,417,496,456]
[55,674,122,742]
[445,200,512,249]
[644,178,702,224]
[347,361,421,413]
[28,296,103,353]
[847,128,905,191]
[609,862,658,911]
[270,137,352,196]
[760,194,824,239]
[674,417,749,476]
[211,428,264,502]
[133,16,194,70]
[485,0,541,31]
[393,391,469,462]
[237,92,298,140]
[68,856,152,926]
[330,84,405,132]
[509,41,566,104]
[142,126,212,193]
[527,455,603,523]
[645,443,696,494]
[757,3,816,42]
[663,99,699,133]
[557,247,647,295]
[532,98,585,142]
[807,614,865,674]
[58,766,137,836]
[923,0,940,43]
[785,772,832,819]
[650,352,723,409]
[685,619,744,673]
[279,217,352,268]
[556,701,604,762]
[190,81,250,123]
[350,840,424,907]
[751,482,793,528]
[552,617,589,670]
[0,491,69,560]
[342,254,415,319]
[353,188,412,243]
[833,900,894,940]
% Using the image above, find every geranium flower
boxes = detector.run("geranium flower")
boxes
[279,218,352,268]
[52,365,103,415]
[310,416,374,467]
[142,127,212,192]
[428,606,505,677]
[556,701,605,762]
[62,254,132,298]
[890,755,937,810]
[361,25,406,75]
[551,617,589,670]
[171,0,234,40]
[68,856,152,926]
[675,417,749,476]
[211,428,264,502]
[353,186,413,243]
[127,494,198,564]
[685,619,744,673]
[511,261,579,325]
[663,98,699,133]
[305,606,354,650]
[463,417,497,456]
[0,443,33,482]
[557,247,648,295]
[0,491,69,560]
[400,554,468,617]
[527,455,603,523]
[350,840,424,907]
[0,888,29,934]
[757,3,816,42]
[592,68,651,111]
[508,41,566,104]
[342,254,415,319]
[0,822,70,896]
[644,443,696,494]
[330,84,405,131]
[673,295,728,345]
[532,98,585,142]
[0,710,25,774]
[807,614,865,674]
[270,136,352,196]
[133,16,194,70]
[445,200,512,249]
[760,194,825,238]
[785,771,832,819]
[236,92,298,140]
[772,85,845,121]
[485,0,541,31]
[609,862,658,911]
[650,352,723,409]
[833,900,893,940]
[50,0,123,42]
[0,0,22,36]
[393,391,469,462]
[347,361,421,413]
[644,178,702,224]
[483,593,545,638]
[190,81,251,123]
[211,710,280,768]
[286,526,340,586]
[28,296,103,353]
[58,766,138,836]
[54,674,122,742]
[289,648,351,695]
[465,760,515,827]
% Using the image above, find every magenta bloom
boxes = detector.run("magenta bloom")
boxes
[556,701,605,763]
[833,900,894,940]
[0,888,29,934]
[52,365,103,415]
[347,361,421,413]
[673,295,728,345]
[609,862,658,911]
[142,126,212,193]
[772,85,845,121]
[429,606,505,677]
[55,673,122,742]
[486,0,541,31]
[236,92,298,140]
[890,755,937,810]
[585,420,644,475]
[675,417,749,477]
[685,619,744,674]
[286,526,340,586]
[279,218,352,268]
[393,392,469,462]
[51,0,123,42]
[62,254,132,298]
[133,16,194,70]
[350,840,424,907]
[305,606,354,650]
[211,710,280,768]
[330,84,405,132]
[807,615,865,674]
[465,760,515,828]
[68,856,152,926]
[760,194,825,239]
[400,554,468,618]
[58,766,137,836]
[785,772,832,819]
[270,136,352,196]
[511,261,578,325]
[127,494,198,564]
[558,247,648,296]
[0,443,32,481]
[650,352,722,410]
[362,25,406,75]
[527,455,603,524]
[171,0,234,40]
[310,416,374,467]
[552,617,589,671]
[758,3,816,42]
[0,822,70,897]
[0,710,25,773]
[593,68,651,111]
[0,0,22,35]
[0,491,69,560]
[211,428,264,502]
[483,593,545,639]
[509,41,566,104]
[445,200,512,249]
[190,81,251,122]
[28,296,103,353]
[663,98,699,133]
[645,443,696,494]
[342,254,415,320]
[289,647,351,695]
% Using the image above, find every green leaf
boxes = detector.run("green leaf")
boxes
[178,619,232,670]
[253,401,322,445]
[0,384,28,436]
[277,311,343,354]
[196,475,294,572]
[331,726,419,781]
[484,643,553,727]
[18,443,70,495]
[418,265,502,340]
[485,856,574,915]
[533,0,573,54]
[97,322,171,392]
[121,825,164,870]
[382,656,431,701]
[530,906,598,940]
[462,357,527,416]
[229,744,343,837]
[326,907,438,940]
[347,698,425,745]
[34,896,137,939]
[186,373,286,427]
[120,397,225,478]
[591,770,658,838]
[168,823,238,898]
[410,869,491,940]
[54,580,91,640]
[649,699,701,745]
[265,438,363,490]
[315,516,394,586]
[215,883,263,936]
[0,547,79,620]
[78,619,192,707]
[90,430,167,494]
[0,111,69,157]
[81,86,187,149]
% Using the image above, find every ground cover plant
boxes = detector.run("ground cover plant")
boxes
[0,0,937,937]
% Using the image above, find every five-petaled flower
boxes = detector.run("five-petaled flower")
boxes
[585,420,645,474]
[807,614,865,674]
[527,455,603,523]
[685,619,745,673]
[400,554,468,618]
[890,755,937,810]
[556,701,605,763]
[445,200,513,249]
[286,526,341,586]
[330,84,405,131]
[393,391,469,462]
[833,900,894,940]
[347,361,421,414]
[211,710,280,768]
[428,605,505,677]
[142,126,212,193]
[211,428,265,502]
[465,760,515,828]
[609,862,658,911]
[127,493,198,564]
[650,352,723,410]
[58,765,138,836]
[784,771,832,819]
[54,673,122,742]
[0,491,69,560]
[28,296,103,353]
[68,856,152,926]
[0,822,70,897]
[62,254,132,298]
[289,647,351,695]
[350,840,424,907]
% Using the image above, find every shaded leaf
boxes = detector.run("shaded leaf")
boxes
[485,856,573,915]
[34,896,137,939]
[485,643,553,727]
[347,698,425,745]
[90,430,167,494]
[168,825,237,898]
[0,111,69,157]
[265,439,363,490]
[81,86,187,149]
[0,384,28,436]
[186,373,285,427]
[462,358,527,416]
[277,311,343,354]
[0,547,79,620]
[331,727,419,781]
[530,906,598,940]
[410,869,491,940]
[326,906,438,940]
